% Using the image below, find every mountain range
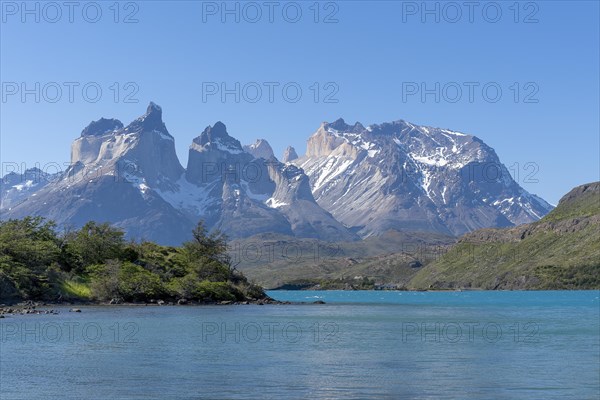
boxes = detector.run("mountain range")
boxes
[1,103,553,245]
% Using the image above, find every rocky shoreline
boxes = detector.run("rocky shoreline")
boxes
[0,297,329,317]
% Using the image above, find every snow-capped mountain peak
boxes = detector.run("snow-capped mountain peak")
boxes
[293,118,553,237]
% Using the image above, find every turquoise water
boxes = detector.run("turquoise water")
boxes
[0,291,598,399]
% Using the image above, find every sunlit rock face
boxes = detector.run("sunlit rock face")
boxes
[243,139,275,160]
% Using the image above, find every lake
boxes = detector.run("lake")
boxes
[1,291,598,399]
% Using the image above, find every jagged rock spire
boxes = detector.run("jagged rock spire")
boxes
[282,146,298,163]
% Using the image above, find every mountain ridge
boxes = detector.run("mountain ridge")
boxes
[1,103,553,245]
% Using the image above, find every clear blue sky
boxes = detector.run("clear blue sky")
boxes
[1,0,598,204]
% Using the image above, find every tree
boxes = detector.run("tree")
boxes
[0,217,62,299]
[182,221,232,282]
[185,221,228,261]
[0,217,61,272]
[65,221,125,269]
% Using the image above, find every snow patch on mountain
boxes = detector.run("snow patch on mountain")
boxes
[13,180,35,191]
[214,139,244,154]
[266,197,289,208]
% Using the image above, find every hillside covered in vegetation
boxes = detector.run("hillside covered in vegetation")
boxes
[0,218,267,304]
[409,182,600,289]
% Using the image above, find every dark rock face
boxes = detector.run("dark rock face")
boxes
[328,118,364,133]
[186,122,250,187]
[193,122,241,150]
[124,102,169,136]
[81,118,123,137]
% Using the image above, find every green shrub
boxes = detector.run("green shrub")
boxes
[118,262,167,301]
